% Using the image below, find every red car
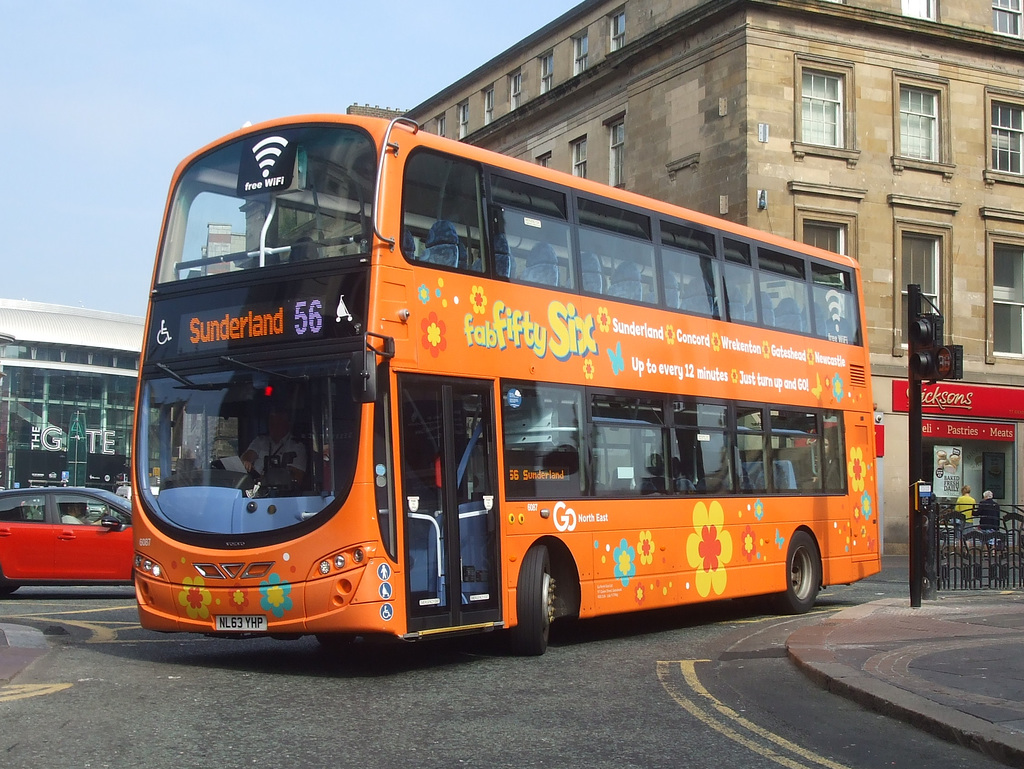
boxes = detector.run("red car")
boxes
[0,487,133,595]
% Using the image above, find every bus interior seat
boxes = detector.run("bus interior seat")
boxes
[520,242,560,285]
[422,220,467,268]
[608,260,644,301]
[641,453,666,494]
[663,272,681,308]
[581,252,605,294]
[493,233,512,278]
[774,297,806,333]
[401,229,417,258]
[760,293,775,325]
[772,459,797,490]
[740,461,765,491]
[679,278,710,314]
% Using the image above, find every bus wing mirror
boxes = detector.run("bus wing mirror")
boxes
[351,349,378,403]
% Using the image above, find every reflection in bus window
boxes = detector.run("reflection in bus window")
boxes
[502,384,583,499]
[768,409,818,491]
[671,400,733,494]
[661,220,720,316]
[490,176,574,288]
[402,151,485,273]
[159,126,377,283]
[812,263,859,344]
[760,249,810,335]
[736,405,766,492]
[591,394,665,496]
[578,198,656,305]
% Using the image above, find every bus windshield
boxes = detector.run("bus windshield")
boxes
[156,125,377,284]
[137,359,359,536]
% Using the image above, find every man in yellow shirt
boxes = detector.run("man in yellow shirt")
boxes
[953,485,975,522]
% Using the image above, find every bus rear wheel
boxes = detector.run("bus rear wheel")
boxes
[510,545,554,656]
[775,531,820,614]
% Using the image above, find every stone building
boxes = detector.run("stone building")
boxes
[405,0,1024,551]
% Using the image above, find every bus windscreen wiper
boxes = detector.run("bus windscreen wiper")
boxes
[155,362,225,390]
[219,355,308,380]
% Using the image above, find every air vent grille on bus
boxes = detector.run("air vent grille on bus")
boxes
[849,364,867,388]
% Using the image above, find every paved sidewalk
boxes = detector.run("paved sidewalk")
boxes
[788,593,1024,767]
[0,622,48,682]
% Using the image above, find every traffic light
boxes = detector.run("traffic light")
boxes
[909,312,963,381]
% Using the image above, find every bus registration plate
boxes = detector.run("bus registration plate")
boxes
[215,615,267,632]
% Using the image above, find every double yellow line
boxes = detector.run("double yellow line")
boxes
[657,660,852,769]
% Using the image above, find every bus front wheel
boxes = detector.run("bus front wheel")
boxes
[775,531,820,614]
[510,545,554,656]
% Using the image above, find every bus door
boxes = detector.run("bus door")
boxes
[398,376,501,633]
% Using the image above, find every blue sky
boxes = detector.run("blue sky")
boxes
[0,1,577,317]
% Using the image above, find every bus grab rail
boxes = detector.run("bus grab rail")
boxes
[372,117,420,251]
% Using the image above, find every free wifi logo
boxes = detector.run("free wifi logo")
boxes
[252,136,289,178]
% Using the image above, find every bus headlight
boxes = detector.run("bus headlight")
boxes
[334,554,346,569]
[319,560,331,575]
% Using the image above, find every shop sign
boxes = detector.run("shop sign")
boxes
[922,419,1015,442]
[893,380,1024,419]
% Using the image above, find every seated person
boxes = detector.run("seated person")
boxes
[241,407,307,488]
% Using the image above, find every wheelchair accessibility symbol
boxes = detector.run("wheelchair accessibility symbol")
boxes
[156,319,172,346]
[380,603,394,622]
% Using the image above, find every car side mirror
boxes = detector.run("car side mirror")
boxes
[99,516,124,531]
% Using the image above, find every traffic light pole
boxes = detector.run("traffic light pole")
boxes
[908,285,924,608]
[907,284,945,607]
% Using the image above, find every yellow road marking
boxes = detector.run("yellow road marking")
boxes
[657,660,853,769]
[0,683,73,703]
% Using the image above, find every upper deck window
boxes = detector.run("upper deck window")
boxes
[157,126,376,285]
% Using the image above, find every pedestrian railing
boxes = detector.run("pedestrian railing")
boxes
[936,505,1024,590]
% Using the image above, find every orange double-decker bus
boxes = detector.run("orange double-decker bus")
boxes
[133,115,879,654]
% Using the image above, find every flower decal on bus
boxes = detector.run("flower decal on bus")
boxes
[231,589,250,609]
[179,576,212,620]
[861,490,873,521]
[665,324,675,344]
[421,311,447,358]
[417,284,430,304]
[637,530,656,565]
[259,573,293,618]
[613,538,636,586]
[740,524,757,562]
[470,285,488,314]
[687,501,733,597]
[832,375,845,402]
[597,307,611,333]
[848,446,866,493]
[583,358,595,380]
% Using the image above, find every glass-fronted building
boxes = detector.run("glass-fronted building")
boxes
[0,299,143,490]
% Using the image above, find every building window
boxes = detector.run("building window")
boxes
[899,86,938,161]
[573,32,589,75]
[609,121,625,187]
[536,152,551,168]
[572,137,588,178]
[484,86,494,125]
[609,11,626,51]
[540,51,553,94]
[992,101,1024,174]
[903,0,935,19]
[457,102,469,139]
[994,244,1024,355]
[900,233,940,344]
[801,70,843,147]
[435,114,446,138]
[994,0,1023,37]
[803,221,847,256]
[509,70,522,111]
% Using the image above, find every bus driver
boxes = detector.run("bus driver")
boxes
[241,407,307,489]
